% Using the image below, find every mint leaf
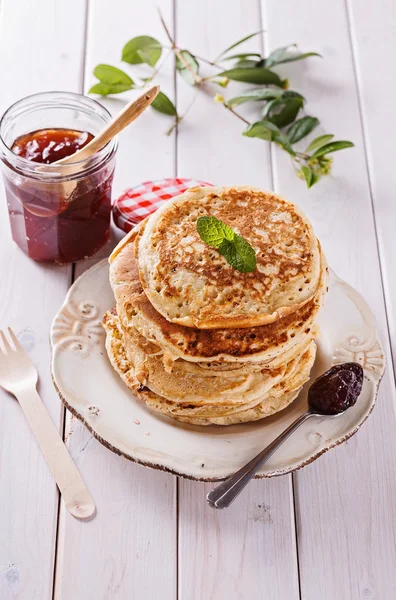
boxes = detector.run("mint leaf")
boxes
[196,216,234,247]
[196,216,256,273]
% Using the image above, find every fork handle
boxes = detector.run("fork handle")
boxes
[16,387,96,520]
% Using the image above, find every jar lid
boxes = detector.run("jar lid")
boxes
[113,178,214,232]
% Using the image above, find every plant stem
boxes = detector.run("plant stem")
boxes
[191,55,224,70]
[158,9,175,47]
[158,11,250,127]
[145,49,172,82]
[162,45,224,70]
[224,103,250,125]
[295,151,311,160]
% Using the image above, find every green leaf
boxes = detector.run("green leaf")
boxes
[212,77,229,88]
[89,82,133,96]
[301,165,313,187]
[218,237,257,273]
[216,67,284,87]
[262,98,281,118]
[265,45,296,67]
[196,216,256,273]
[196,216,234,247]
[268,97,303,128]
[234,59,260,69]
[273,132,296,155]
[311,140,354,158]
[222,52,262,61]
[176,50,199,85]
[265,45,321,67]
[217,31,264,59]
[122,36,162,67]
[93,64,134,86]
[227,88,283,107]
[282,90,305,101]
[287,116,319,144]
[274,52,321,65]
[305,134,334,152]
[243,120,280,141]
[310,171,320,187]
[151,91,178,116]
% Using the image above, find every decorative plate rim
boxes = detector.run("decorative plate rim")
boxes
[50,259,385,481]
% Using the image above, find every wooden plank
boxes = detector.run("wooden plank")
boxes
[262,0,396,597]
[53,2,177,599]
[0,1,87,599]
[176,2,299,598]
[346,0,396,369]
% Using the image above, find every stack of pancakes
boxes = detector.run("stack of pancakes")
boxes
[103,186,328,426]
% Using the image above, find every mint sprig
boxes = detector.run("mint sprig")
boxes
[196,216,256,273]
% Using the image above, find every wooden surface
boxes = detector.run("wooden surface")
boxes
[0,0,395,598]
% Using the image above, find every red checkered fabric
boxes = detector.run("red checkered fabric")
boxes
[113,178,214,233]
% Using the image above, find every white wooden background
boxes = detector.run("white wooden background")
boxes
[0,0,395,598]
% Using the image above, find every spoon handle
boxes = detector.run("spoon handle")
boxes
[207,411,313,509]
[56,85,160,165]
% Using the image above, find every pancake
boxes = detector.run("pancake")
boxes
[104,310,287,406]
[132,186,322,328]
[152,327,317,378]
[102,311,316,425]
[109,239,327,364]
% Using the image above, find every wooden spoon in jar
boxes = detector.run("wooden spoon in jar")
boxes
[55,84,160,167]
[33,85,160,199]
[17,85,160,216]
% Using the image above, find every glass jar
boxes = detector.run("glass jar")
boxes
[0,91,117,264]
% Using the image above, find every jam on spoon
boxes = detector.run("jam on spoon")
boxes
[308,362,363,415]
[207,362,364,509]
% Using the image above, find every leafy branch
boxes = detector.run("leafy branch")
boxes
[89,14,354,188]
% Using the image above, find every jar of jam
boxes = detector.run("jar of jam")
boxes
[0,92,117,264]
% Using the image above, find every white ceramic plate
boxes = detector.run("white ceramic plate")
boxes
[51,260,385,481]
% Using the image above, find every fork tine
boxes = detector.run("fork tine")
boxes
[8,327,22,351]
[0,330,12,353]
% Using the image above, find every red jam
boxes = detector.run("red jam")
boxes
[4,128,114,264]
[11,128,94,164]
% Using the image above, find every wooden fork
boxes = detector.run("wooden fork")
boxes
[0,327,96,520]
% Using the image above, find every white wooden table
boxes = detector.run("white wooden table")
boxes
[1,1,396,598]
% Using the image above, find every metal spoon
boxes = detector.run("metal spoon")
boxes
[207,362,364,509]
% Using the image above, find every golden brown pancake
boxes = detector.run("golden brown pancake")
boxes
[102,310,316,426]
[110,240,327,364]
[133,186,322,328]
